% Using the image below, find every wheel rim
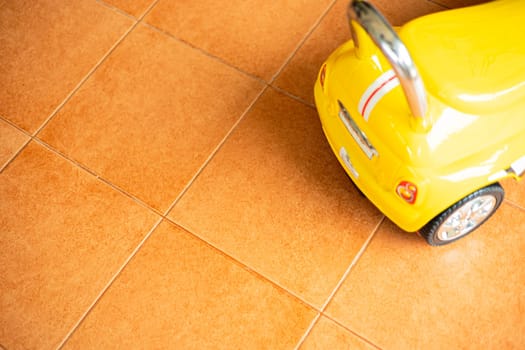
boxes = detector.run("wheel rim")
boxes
[436,195,497,241]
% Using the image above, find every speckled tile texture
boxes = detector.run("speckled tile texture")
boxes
[1,0,522,349]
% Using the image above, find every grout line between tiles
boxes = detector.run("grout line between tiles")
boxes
[140,20,326,120]
[322,313,384,350]
[164,217,322,313]
[134,0,161,21]
[32,140,98,177]
[142,22,268,86]
[26,130,523,350]
[0,138,31,173]
[426,0,452,9]
[32,14,141,138]
[268,0,338,85]
[504,199,525,212]
[56,217,164,349]
[142,21,321,113]
[33,10,270,338]
[48,3,170,323]
[293,313,322,350]
[272,85,316,109]
[320,216,385,312]
[0,116,33,173]
[94,0,149,21]
[32,138,164,217]
[3,0,164,208]
[0,115,32,136]
[294,311,383,350]
[122,15,322,115]
[294,313,384,350]
[162,85,269,216]
[95,0,138,21]
[34,115,384,349]
[292,216,386,349]
[35,108,328,347]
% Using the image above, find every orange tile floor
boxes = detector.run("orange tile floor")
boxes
[1,0,524,349]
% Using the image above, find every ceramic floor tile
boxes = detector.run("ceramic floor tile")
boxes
[64,220,316,349]
[301,316,377,349]
[274,0,445,105]
[327,203,525,350]
[0,119,29,169]
[39,24,264,213]
[273,0,349,105]
[0,0,133,133]
[102,0,155,18]
[145,0,333,81]
[502,178,525,210]
[170,89,383,307]
[0,142,158,349]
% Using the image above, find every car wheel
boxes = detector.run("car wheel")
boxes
[419,183,504,246]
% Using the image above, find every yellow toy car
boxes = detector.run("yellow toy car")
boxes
[314,0,525,245]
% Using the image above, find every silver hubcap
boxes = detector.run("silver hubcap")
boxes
[437,195,497,241]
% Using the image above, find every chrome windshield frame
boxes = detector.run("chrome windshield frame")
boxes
[348,0,428,119]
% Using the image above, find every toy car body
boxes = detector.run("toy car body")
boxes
[314,0,525,245]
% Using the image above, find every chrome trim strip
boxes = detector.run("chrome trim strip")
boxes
[348,0,428,120]
[508,155,525,177]
[339,147,360,178]
[338,100,378,159]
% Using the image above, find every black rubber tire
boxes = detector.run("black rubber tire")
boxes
[419,183,504,246]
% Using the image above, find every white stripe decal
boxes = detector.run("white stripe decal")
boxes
[358,69,400,121]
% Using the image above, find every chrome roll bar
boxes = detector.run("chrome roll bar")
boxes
[348,0,428,119]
